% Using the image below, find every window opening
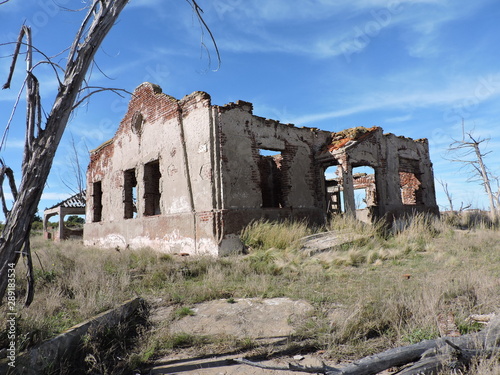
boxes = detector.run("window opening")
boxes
[92,181,102,222]
[399,158,423,205]
[324,165,342,214]
[352,165,376,210]
[124,169,137,219]
[144,161,161,216]
[258,149,284,208]
[400,172,423,205]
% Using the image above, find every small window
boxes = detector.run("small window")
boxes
[124,169,137,219]
[92,181,103,222]
[144,161,161,216]
[352,165,376,209]
[400,172,423,205]
[258,149,284,208]
[399,158,423,205]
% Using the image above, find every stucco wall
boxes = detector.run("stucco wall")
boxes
[84,83,220,255]
[215,101,331,233]
[83,83,438,255]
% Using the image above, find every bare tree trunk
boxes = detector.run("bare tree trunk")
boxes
[437,179,454,212]
[471,140,497,220]
[448,121,498,220]
[0,0,218,305]
[0,0,129,305]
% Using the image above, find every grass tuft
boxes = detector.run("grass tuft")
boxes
[240,219,314,251]
[1,215,499,373]
[173,306,195,319]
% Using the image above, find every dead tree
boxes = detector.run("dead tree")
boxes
[60,134,88,197]
[236,314,500,374]
[437,179,454,213]
[0,1,130,307]
[437,179,471,215]
[448,121,499,220]
[0,0,218,306]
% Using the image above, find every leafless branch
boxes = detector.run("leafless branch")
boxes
[437,179,453,212]
[0,162,17,218]
[72,86,132,110]
[238,315,500,374]
[0,77,27,152]
[185,0,221,71]
[234,358,335,374]
[2,25,29,90]
[458,201,471,212]
[60,134,87,196]
[0,0,130,305]
[93,59,116,80]
[67,1,100,65]
[23,236,35,307]
[447,120,498,219]
[1,40,66,88]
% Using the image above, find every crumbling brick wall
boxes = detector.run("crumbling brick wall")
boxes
[84,83,439,255]
[399,171,422,205]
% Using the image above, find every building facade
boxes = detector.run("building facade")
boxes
[84,83,438,255]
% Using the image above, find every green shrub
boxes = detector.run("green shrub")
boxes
[457,320,484,335]
[31,221,43,231]
[403,327,438,344]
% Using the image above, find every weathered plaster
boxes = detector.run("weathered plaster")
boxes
[84,83,438,255]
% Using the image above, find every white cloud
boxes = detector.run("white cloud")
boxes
[41,192,73,201]
[385,113,413,123]
[1,138,25,150]
[211,0,496,64]
[292,72,500,125]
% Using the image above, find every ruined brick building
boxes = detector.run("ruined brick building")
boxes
[84,83,438,255]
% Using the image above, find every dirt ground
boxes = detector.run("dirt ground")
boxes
[145,233,389,374]
[147,297,318,374]
[147,297,394,375]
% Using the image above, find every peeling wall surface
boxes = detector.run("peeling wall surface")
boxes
[84,83,220,255]
[318,127,439,223]
[84,83,439,255]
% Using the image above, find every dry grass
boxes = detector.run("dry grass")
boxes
[240,218,315,251]
[2,236,149,351]
[1,214,500,373]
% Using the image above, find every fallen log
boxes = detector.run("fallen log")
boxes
[236,315,500,375]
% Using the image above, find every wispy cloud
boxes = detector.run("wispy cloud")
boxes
[1,138,25,150]
[211,0,495,62]
[385,113,413,123]
[293,72,500,125]
[41,192,73,201]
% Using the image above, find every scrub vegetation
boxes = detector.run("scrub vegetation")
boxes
[1,213,499,374]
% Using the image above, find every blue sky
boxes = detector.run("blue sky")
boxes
[1,0,500,219]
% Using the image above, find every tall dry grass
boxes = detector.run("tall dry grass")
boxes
[237,214,500,359]
[0,237,156,351]
[240,218,315,251]
[0,214,499,373]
